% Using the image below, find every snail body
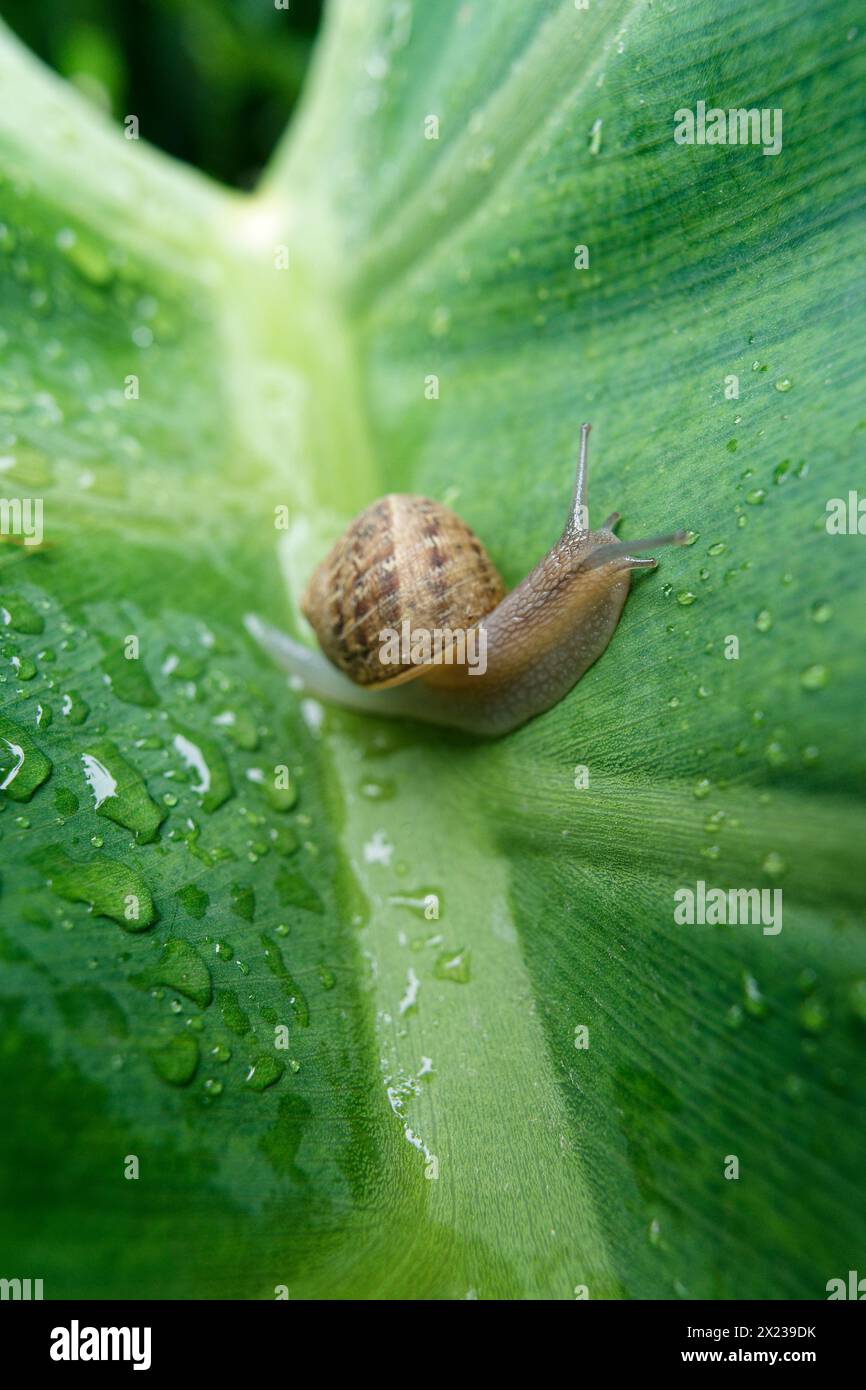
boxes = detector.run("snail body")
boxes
[247,425,687,736]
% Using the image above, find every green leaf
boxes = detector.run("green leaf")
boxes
[1,1,865,1300]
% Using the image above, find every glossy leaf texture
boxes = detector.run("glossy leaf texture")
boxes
[1,0,864,1299]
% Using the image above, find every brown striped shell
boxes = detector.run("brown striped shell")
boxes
[301,494,506,688]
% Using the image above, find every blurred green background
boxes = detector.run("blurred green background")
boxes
[1,0,323,187]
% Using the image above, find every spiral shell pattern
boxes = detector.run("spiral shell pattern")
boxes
[301,494,506,687]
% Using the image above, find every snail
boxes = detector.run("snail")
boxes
[246,424,687,736]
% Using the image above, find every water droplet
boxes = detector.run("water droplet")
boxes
[774,378,792,392]
[0,593,44,634]
[260,768,297,813]
[0,715,52,800]
[588,117,603,155]
[742,971,767,1017]
[81,740,165,842]
[810,600,832,625]
[754,609,773,632]
[389,887,441,920]
[230,882,256,922]
[32,844,156,929]
[693,778,711,799]
[762,851,786,878]
[149,1034,198,1086]
[99,637,157,707]
[217,987,250,1036]
[317,963,336,990]
[61,691,90,725]
[783,1074,805,1101]
[434,947,471,983]
[245,1055,284,1092]
[676,591,696,606]
[798,997,828,1034]
[212,707,259,750]
[10,654,35,679]
[136,735,163,751]
[151,938,212,1008]
[800,664,829,691]
[56,227,113,285]
[260,933,310,1026]
[359,777,396,802]
[176,882,209,919]
[746,489,766,505]
[173,728,233,812]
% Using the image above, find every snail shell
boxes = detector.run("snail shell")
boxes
[301,494,505,688]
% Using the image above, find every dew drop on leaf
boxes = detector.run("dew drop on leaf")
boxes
[800,664,829,691]
[434,947,471,984]
[149,1034,199,1087]
[742,972,767,1018]
[245,1055,284,1092]
[798,998,828,1034]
